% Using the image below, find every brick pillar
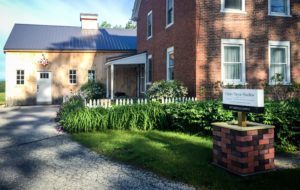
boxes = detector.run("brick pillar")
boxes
[212,122,275,176]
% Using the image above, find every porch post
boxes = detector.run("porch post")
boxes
[106,66,109,98]
[110,64,114,99]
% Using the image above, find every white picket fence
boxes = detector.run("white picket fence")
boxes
[85,97,198,108]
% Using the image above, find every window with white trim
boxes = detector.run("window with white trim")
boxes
[147,55,153,83]
[166,0,174,27]
[167,47,174,81]
[269,41,290,84]
[16,70,25,85]
[88,70,95,82]
[147,11,153,39]
[221,0,245,12]
[69,70,77,84]
[269,0,290,16]
[221,39,246,84]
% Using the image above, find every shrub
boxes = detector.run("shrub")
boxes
[163,101,234,134]
[147,80,188,99]
[56,95,85,122]
[80,81,105,100]
[249,99,300,152]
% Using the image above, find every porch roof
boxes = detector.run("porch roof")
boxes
[106,52,146,66]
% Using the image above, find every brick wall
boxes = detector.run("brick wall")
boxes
[137,0,300,98]
[137,0,197,96]
[196,0,300,98]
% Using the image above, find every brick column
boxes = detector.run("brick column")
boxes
[212,122,275,176]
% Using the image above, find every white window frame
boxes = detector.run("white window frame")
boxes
[268,0,291,17]
[16,70,25,85]
[166,0,174,29]
[268,41,291,85]
[147,10,153,40]
[221,39,246,85]
[147,54,153,84]
[221,0,246,13]
[166,47,174,81]
[69,70,77,85]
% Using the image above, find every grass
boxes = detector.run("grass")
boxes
[72,130,300,190]
[0,93,4,105]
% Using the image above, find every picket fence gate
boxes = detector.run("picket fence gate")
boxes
[84,97,198,108]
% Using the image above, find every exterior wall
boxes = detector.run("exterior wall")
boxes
[136,0,300,99]
[5,51,132,106]
[196,0,300,98]
[137,0,197,96]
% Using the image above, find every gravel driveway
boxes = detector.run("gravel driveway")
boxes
[0,106,193,190]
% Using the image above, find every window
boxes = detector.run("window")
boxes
[269,41,290,84]
[269,0,290,16]
[40,73,49,79]
[167,47,174,81]
[139,65,146,93]
[147,55,153,83]
[16,70,25,85]
[221,0,245,12]
[221,39,246,84]
[88,70,96,82]
[69,70,77,84]
[147,11,153,39]
[166,0,174,27]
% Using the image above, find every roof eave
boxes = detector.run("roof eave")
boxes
[131,0,142,21]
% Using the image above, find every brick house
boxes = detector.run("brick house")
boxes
[131,0,300,98]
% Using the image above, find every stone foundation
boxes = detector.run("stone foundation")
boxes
[212,122,275,176]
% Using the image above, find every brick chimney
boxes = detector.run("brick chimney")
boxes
[80,13,98,30]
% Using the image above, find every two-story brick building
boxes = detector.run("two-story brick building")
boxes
[130,0,300,98]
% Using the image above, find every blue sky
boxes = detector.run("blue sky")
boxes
[0,0,135,81]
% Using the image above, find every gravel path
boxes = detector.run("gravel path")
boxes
[0,106,193,190]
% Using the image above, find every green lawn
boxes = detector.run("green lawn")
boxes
[0,92,4,105]
[72,130,300,190]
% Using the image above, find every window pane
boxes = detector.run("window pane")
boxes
[147,13,152,37]
[224,46,240,62]
[225,63,241,80]
[169,68,174,80]
[169,52,174,66]
[167,0,173,24]
[270,64,286,81]
[271,48,286,63]
[271,0,287,13]
[225,0,242,10]
[148,58,153,82]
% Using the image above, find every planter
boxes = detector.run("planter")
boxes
[212,121,275,176]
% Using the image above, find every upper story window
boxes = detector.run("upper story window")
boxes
[269,41,291,84]
[166,0,174,28]
[88,70,96,82]
[221,39,246,85]
[16,70,25,85]
[167,47,174,81]
[269,0,290,16]
[147,55,153,84]
[69,70,77,84]
[147,11,153,39]
[221,0,245,13]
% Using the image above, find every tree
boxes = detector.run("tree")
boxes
[125,21,137,29]
[99,21,112,28]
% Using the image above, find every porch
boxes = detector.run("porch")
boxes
[106,53,147,99]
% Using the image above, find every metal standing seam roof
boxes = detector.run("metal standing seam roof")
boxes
[4,24,137,51]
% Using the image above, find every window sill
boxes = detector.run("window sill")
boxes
[146,82,152,85]
[165,22,174,29]
[268,13,292,18]
[222,81,246,86]
[268,82,291,86]
[221,10,247,14]
[147,36,152,40]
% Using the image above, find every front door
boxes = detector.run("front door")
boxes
[37,72,52,104]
